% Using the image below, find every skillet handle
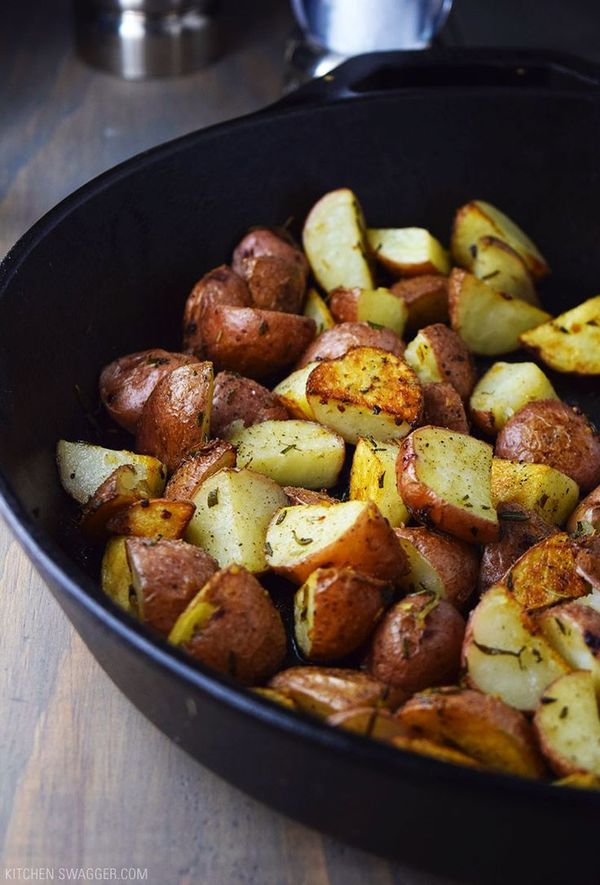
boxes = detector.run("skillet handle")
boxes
[278,47,600,109]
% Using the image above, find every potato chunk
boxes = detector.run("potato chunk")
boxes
[303,287,335,335]
[470,362,558,435]
[164,440,237,502]
[107,498,195,540]
[349,437,409,527]
[367,228,450,277]
[272,362,318,420]
[302,189,373,291]
[398,426,498,544]
[520,295,600,375]
[479,503,558,594]
[269,667,389,718]
[101,537,135,614]
[498,533,589,611]
[57,440,166,504]
[448,269,551,356]
[394,526,479,610]
[390,275,449,333]
[491,458,579,526]
[229,419,345,489]
[306,346,423,444]
[536,601,600,695]
[535,671,600,776]
[403,323,477,401]
[186,468,287,572]
[470,236,539,305]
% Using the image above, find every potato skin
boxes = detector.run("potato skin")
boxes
[211,371,289,438]
[366,592,465,696]
[99,349,199,434]
[183,265,251,355]
[394,526,479,610]
[390,275,449,333]
[495,399,600,493]
[79,465,144,541]
[414,323,477,401]
[421,382,469,433]
[283,487,336,506]
[329,287,360,324]
[164,440,237,501]
[232,229,308,314]
[479,503,558,594]
[178,565,287,684]
[574,535,600,589]
[136,363,213,472]
[296,322,405,369]
[126,537,218,636]
[566,484,600,535]
[269,666,390,717]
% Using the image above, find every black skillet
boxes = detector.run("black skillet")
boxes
[1,49,600,885]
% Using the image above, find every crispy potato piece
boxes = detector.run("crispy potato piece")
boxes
[283,486,335,507]
[491,458,579,526]
[182,265,251,355]
[396,688,545,778]
[390,734,481,768]
[451,200,549,279]
[269,667,389,718]
[306,346,423,444]
[470,361,558,435]
[79,465,151,541]
[303,287,335,335]
[252,687,297,710]
[448,269,551,356]
[56,440,166,504]
[265,500,407,586]
[296,321,405,368]
[101,536,135,615]
[294,567,387,661]
[327,707,407,740]
[164,440,237,502]
[211,371,288,439]
[398,427,498,544]
[462,584,570,711]
[470,236,539,305]
[272,362,317,420]
[99,349,199,433]
[366,592,465,695]
[230,419,345,489]
[186,468,287,573]
[330,287,408,337]
[566,484,600,536]
[497,533,588,611]
[479,503,558,594]
[495,399,600,493]
[535,671,600,776]
[349,437,409,527]
[520,295,600,375]
[367,228,450,277]
[136,362,214,473]
[536,601,600,694]
[169,565,286,684]
[302,188,374,291]
[107,498,195,540]
[404,323,477,401]
[394,526,479,610]
[126,537,217,636]
[390,275,449,333]
[421,382,469,433]
[575,535,600,589]
[232,228,308,313]
[200,302,316,379]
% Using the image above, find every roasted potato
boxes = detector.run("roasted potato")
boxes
[491,458,579,527]
[135,362,214,472]
[169,565,286,684]
[574,535,600,589]
[349,437,410,527]
[470,236,539,305]
[495,399,600,493]
[403,323,477,401]
[229,419,345,489]
[448,268,551,356]
[394,526,479,610]
[164,440,237,502]
[186,467,288,572]
[327,706,407,740]
[520,295,600,375]
[294,567,388,662]
[536,601,600,694]
[101,536,135,614]
[107,498,195,540]
[497,532,588,611]
[306,346,423,444]
[390,734,481,768]
[366,592,465,695]
[283,487,335,507]
[367,228,450,277]
[302,188,374,291]
[79,465,151,541]
[126,537,218,636]
[296,321,405,369]
[421,382,469,433]
[451,200,549,279]
[56,440,166,505]
[398,426,498,544]
[211,371,288,439]
[182,264,251,355]
[462,584,570,711]
[253,687,297,710]
[328,286,360,324]
[269,666,390,718]
[303,287,335,335]
[272,362,318,420]
[396,687,545,778]
[265,500,407,586]
[390,275,449,333]
[99,349,199,433]
[566,484,600,535]
[535,671,600,776]
[470,361,558,436]
[329,286,408,337]
[231,227,308,313]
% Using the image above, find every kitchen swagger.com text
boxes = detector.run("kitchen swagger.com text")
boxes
[4,870,148,881]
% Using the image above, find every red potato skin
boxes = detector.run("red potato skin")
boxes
[164,440,237,501]
[328,288,360,324]
[283,487,336,506]
[566,484,600,535]
[99,349,198,434]
[418,323,478,402]
[232,229,308,314]
[232,228,309,281]
[495,399,600,493]
[269,666,392,714]
[421,382,469,433]
[574,535,600,589]
[182,265,251,355]
[390,275,449,332]
[295,322,405,369]
[211,371,289,438]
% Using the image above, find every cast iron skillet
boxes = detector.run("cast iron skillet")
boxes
[1,48,600,884]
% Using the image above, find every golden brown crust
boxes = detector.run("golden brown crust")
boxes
[268,667,391,717]
[479,503,558,594]
[328,287,360,324]
[211,371,289,438]
[390,275,449,332]
[106,498,195,540]
[182,265,251,355]
[495,399,600,493]
[327,706,407,740]
[79,465,145,541]
[296,322,405,369]
[421,382,469,433]
[497,532,588,611]
[164,440,237,501]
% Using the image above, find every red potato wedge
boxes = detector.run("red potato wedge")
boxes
[56,440,166,505]
[106,498,195,540]
[535,671,600,777]
[136,362,214,473]
[232,228,308,313]
[296,321,405,369]
[232,227,308,278]
[79,465,152,542]
[490,458,579,527]
[520,295,600,375]
[394,526,479,610]
[265,500,407,586]
[211,371,289,439]
[421,382,469,433]
[470,235,539,305]
[349,437,410,528]
[293,567,388,662]
[403,323,477,402]
[99,349,199,433]
[169,565,286,684]
[398,426,498,545]
[101,537,135,615]
[327,706,407,741]
[164,440,237,502]
[329,286,408,337]
[366,592,465,695]
[575,535,600,589]
[390,275,449,333]
[469,361,558,436]
[566,484,600,536]
[182,264,251,355]
[303,287,335,335]
[536,600,600,694]
[125,537,218,636]
[269,667,390,717]
[367,228,450,277]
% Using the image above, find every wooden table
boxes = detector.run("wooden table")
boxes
[0,1,460,882]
